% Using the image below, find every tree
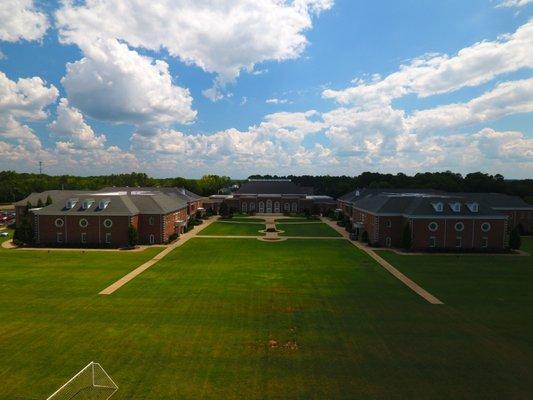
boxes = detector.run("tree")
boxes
[45,195,53,206]
[361,230,369,243]
[36,198,44,208]
[509,227,521,250]
[219,202,230,217]
[127,225,139,248]
[401,224,412,250]
[26,201,32,210]
[13,217,34,245]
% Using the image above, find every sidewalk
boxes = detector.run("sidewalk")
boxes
[321,217,443,305]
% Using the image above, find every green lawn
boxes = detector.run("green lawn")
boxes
[274,218,319,223]
[221,217,265,223]
[198,221,265,236]
[277,222,342,237]
[1,237,532,399]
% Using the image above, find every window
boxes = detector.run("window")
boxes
[481,237,488,248]
[79,218,88,228]
[467,202,479,212]
[385,237,392,247]
[481,222,491,232]
[455,237,462,248]
[149,216,155,226]
[386,220,392,228]
[274,202,280,213]
[428,222,439,232]
[81,199,94,210]
[98,200,110,210]
[149,234,155,244]
[242,202,247,212]
[259,202,265,213]
[103,219,113,228]
[429,237,436,248]
[105,233,112,244]
[455,222,464,232]
[81,232,86,243]
[266,200,272,213]
[249,202,255,211]
[450,202,461,212]
[65,198,78,209]
[56,232,63,243]
[54,218,64,228]
[284,203,290,212]
[431,202,444,212]
[291,202,297,212]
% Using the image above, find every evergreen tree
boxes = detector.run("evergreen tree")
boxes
[127,225,139,248]
[402,224,412,250]
[361,230,369,243]
[509,227,521,250]
[13,217,34,245]
[36,198,44,208]
[45,195,53,206]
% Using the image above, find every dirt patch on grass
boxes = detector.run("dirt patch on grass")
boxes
[269,339,278,349]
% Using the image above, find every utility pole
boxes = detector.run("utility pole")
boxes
[39,161,43,174]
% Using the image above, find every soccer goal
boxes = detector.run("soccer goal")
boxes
[46,362,118,400]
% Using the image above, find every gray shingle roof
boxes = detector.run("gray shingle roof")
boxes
[236,180,313,195]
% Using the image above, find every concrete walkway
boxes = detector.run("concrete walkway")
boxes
[321,218,444,305]
[99,217,219,295]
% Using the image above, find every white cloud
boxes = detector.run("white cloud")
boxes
[266,98,292,105]
[56,0,333,96]
[473,128,533,161]
[496,0,533,7]
[407,78,533,133]
[61,38,196,129]
[323,20,533,107]
[49,98,106,149]
[0,0,49,42]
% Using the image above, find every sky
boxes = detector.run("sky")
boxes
[0,0,532,179]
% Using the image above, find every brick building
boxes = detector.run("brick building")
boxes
[213,179,336,214]
[337,189,531,251]
[15,187,202,247]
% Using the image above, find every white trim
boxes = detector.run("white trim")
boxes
[454,222,464,232]
[54,218,64,228]
[428,222,439,232]
[79,218,88,228]
[481,222,491,232]
[103,218,113,228]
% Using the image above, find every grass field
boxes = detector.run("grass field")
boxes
[197,221,265,236]
[277,222,342,237]
[221,217,266,223]
[1,235,532,398]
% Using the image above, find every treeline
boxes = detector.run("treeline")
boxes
[0,171,232,203]
[248,172,533,203]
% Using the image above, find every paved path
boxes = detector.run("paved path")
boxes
[99,217,218,295]
[321,218,443,305]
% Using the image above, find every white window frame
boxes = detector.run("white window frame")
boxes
[291,202,297,212]
[54,218,64,228]
[450,202,461,212]
[455,222,464,232]
[79,218,88,228]
[428,222,439,232]
[455,237,462,248]
[81,232,87,244]
[429,236,436,248]
[481,237,488,248]
[481,222,491,232]
[149,216,155,226]
[274,202,280,213]
[242,202,247,213]
[386,220,392,228]
[103,218,113,228]
[284,202,290,212]
[385,237,392,247]
[56,232,63,243]
[258,202,265,213]
[249,202,255,211]
[149,234,155,244]
[105,232,112,244]
[266,200,272,213]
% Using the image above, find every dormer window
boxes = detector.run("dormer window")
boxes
[98,200,110,210]
[467,202,479,213]
[449,202,461,212]
[431,202,443,212]
[355,190,360,196]
[65,198,78,209]
[82,199,94,210]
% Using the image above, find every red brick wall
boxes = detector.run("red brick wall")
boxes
[500,210,533,234]
[37,214,130,247]
[411,218,507,250]
[138,214,162,244]
[377,216,405,247]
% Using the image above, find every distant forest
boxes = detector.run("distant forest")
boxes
[1,170,532,204]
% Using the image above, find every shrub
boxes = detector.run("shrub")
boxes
[509,227,521,250]
[127,225,139,247]
[45,195,53,206]
[401,224,412,250]
[36,198,44,208]
[13,217,34,245]
[266,227,277,232]
[361,230,369,243]
[168,232,179,243]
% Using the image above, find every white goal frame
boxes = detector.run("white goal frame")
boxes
[46,361,118,400]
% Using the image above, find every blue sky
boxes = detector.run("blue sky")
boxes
[0,0,531,178]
